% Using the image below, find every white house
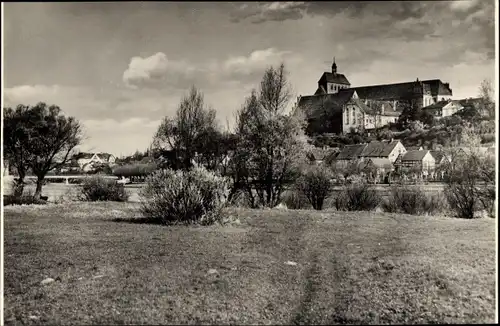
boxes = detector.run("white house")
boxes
[74,152,116,172]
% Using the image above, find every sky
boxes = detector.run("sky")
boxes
[2,1,496,156]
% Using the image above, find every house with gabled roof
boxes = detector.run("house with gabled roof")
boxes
[72,152,117,172]
[395,150,436,177]
[334,140,406,170]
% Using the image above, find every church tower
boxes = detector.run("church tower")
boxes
[332,57,337,74]
[315,57,350,95]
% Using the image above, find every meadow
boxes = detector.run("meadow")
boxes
[3,202,496,325]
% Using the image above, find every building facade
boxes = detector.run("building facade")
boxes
[295,58,451,135]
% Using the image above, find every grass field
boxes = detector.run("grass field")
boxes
[3,202,497,325]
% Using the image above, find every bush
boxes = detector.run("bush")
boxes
[382,186,446,215]
[112,163,157,178]
[140,167,229,225]
[79,176,129,202]
[229,188,255,208]
[3,190,48,206]
[445,183,480,219]
[280,189,310,210]
[335,183,381,211]
[296,165,333,210]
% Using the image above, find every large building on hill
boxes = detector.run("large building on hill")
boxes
[295,58,453,135]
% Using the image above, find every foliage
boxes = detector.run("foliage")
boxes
[478,79,495,119]
[3,188,47,206]
[335,183,381,211]
[3,103,82,199]
[3,105,39,197]
[113,163,157,178]
[280,189,311,210]
[229,63,306,208]
[153,86,220,170]
[79,176,129,202]
[296,165,333,210]
[382,185,447,215]
[139,166,229,225]
[443,132,495,219]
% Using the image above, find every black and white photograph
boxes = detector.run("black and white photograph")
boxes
[1,1,498,324]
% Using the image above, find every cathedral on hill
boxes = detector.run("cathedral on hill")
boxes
[295,58,453,135]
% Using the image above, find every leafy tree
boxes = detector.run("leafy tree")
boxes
[3,105,38,197]
[29,103,82,199]
[3,103,82,199]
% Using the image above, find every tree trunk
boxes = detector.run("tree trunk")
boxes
[13,177,25,198]
[33,176,44,200]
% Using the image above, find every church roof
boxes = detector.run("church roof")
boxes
[298,89,358,116]
[353,81,422,100]
[318,72,351,85]
[353,79,452,101]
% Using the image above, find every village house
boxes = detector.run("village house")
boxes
[72,152,116,172]
[394,150,436,179]
[430,150,451,179]
[334,140,406,175]
[358,157,394,183]
[422,98,482,119]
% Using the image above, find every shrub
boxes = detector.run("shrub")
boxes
[139,167,229,225]
[3,188,48,206]
[382,186,446,215]
[445,183,480,219]
[335,183,381,211]
[229,188,254,208]
[280,189,310,210]
[296,165,333,210]
[79,176,129,202]
[112,163,157,178]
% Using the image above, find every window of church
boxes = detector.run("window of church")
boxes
[346,108,349,124]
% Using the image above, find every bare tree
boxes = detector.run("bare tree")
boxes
[478,79,495,119]
[232,64,307,208]
[444,126,495,218]
[153,86,218,170]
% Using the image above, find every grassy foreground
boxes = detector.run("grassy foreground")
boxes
[3,202,497,324]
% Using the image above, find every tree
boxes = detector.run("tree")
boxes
[478,79,494,119]
[444,126,495,218]
[297,165,333,210]
[3,105,38,197]
[153,86,218,170]
[231,63,307,208]
[27,103,82,199]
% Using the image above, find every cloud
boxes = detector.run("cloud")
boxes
[230,2,307,24]
[3,84,180,155]
[449,0,480,12]
[122,52,195,89]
